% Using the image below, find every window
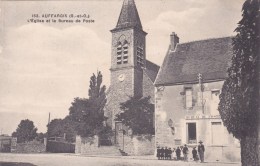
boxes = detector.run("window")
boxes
[211,90,220,101]
[211,90,220,115]
[185,88,193,108]
[137,46,144,66]
[117,43,122,64]
[187,123,197,144]
[123,43,128,64]
[117,41,128,65]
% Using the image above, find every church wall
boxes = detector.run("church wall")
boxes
[143,72,155,103]
[106,68,135,129]
[134,68,143,97]
[155,80,240,162]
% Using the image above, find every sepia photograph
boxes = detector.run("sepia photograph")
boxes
[0,0,259,165]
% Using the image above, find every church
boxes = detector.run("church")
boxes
[104,0,159,144]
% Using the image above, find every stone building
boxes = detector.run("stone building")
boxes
[154,34,240,161]
[104,0,159,144]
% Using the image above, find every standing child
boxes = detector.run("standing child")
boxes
[176,147,181,160]
[192,147,198,161]
[168,148,172,160]
[182,144,189,162]
[161,147,165,160]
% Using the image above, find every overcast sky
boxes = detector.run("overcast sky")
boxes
[0,0,244,135]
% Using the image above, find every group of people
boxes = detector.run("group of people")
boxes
[156,140,205,163]
[156,147,173,160]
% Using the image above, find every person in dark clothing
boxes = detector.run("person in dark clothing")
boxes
[164,147,168,160]
[198,140,205,162]
[192,147,198,161]
[182,144,189,162]
[161,147,165,160]
[176,147,181,160]
[156,146,160,160]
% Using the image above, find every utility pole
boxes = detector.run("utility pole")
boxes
[46,112,51,151]
[198,73,205,114]
[48,112,50,125]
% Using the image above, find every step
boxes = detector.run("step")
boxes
[80,146,122,156]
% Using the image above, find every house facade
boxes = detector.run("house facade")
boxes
[154,34,240,161]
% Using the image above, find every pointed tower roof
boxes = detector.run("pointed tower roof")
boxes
[112,0,143,31]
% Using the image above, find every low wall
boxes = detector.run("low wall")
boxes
[14,141,46,153]
[46,141,75,153]
[118,134,155,156]
[75,134,155,156]
[75,135,99,154]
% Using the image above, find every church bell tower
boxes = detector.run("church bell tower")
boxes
[106,0,147,129]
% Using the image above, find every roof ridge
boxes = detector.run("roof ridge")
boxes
[179,36,233,45]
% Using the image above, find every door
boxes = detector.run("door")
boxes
[187,123,197,144]
[115,122,122,144]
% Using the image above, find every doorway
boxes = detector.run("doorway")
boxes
[187,123,197,144]
[115,121,122,144]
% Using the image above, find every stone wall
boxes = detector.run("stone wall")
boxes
[143,72,155,103]
[75,135,99,154]
[75,134,155,156]
[118,133,155,156]
[14,141,46,153]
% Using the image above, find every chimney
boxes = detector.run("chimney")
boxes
[170,32,179,50]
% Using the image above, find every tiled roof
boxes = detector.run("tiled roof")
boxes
[112,0,142,31]
[144,60,160,83]
[155,37,233,86]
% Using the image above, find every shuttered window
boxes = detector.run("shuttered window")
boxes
[117,42,128,65]
[185,88,193,108]
[137,46,144,66]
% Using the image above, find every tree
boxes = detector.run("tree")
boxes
[115,96,155,135]
[46,71,108,140]
[218,0,259,165]
[35,132,46,143]
[47,117,77,143]
[68,71,107,137]
[12,119,38,143]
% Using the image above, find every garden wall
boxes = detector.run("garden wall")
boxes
[75,135,99,154]
[14,141,46,153]
[118,134,155,156]
[46,140,75,153]
[75,134,155,156]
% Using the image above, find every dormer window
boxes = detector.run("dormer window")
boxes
[117,41,128,65]
[137,46,144,67]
